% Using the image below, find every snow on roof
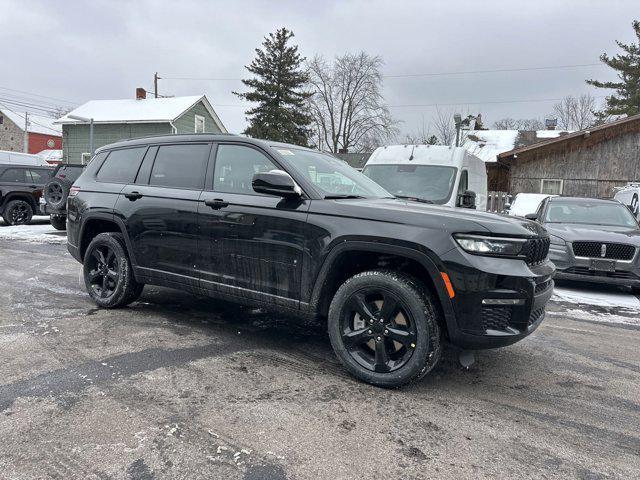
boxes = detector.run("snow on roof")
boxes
[37,149,63,163]
[461,130,519,163]
[461,129,571,162]
[0,108,62,136]
[56,95,210,125]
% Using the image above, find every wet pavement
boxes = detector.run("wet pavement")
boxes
[0,239,639,479]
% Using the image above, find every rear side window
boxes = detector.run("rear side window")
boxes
[27,169,51,183]
[149,144,210,189]
[0,168,26,183]
[97,147,146,183]
[55,165,84,182]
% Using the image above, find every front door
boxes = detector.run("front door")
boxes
[198,143,309,305]
[117,143,212,287]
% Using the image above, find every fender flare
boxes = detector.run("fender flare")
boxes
[0,193,38,213]
[308,240,456,325]
[78,212,138,266]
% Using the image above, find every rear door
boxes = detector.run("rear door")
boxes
[118,142,211,287]
[198,143,309,304]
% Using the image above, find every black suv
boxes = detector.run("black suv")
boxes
[41,163,85,230]
[0,163,53,225]
[67,135,554,387]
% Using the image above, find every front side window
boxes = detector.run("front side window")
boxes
[281,149,391,198]
[214,145,278,194]
[0,168,26,183]
[545,201,638,228]
[541,179,563,195]
[362,164,457,204]
[150,143,210,189]
[97,147,146,183]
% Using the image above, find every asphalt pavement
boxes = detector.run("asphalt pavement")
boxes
[0,237,638,479]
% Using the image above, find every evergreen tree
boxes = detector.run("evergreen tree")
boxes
[235,28,312,145]
[587,20,640,120]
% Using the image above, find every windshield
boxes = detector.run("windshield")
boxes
[276,148,391,198]
[545,201,639,228]
[362,164,457,204]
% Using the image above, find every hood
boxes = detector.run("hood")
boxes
[314,198,547,237]
[544,223,640,244]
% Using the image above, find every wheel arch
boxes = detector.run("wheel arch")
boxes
[78,213,137,265]
[1,193,38,213]
[309,241,456,333]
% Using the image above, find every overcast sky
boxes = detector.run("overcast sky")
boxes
[1,0,637,138]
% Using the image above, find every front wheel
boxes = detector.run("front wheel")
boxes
[328,270,442,388]
[83,232,143,308]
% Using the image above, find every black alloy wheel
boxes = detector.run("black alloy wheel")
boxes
[3,200,33,225]
[341,288,417,373]
[86,244,120,299]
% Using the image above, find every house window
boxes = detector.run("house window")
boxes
[195,115,205,133]
[541,179,563,195]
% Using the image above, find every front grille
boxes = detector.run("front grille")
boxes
[481,307,512,331]
[572,241,636,261]
[529,308,545,326]
[523,237,550,265]
[564,267,639,280]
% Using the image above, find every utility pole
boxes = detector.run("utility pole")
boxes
[23,112,29,153]
[154,72,160,98]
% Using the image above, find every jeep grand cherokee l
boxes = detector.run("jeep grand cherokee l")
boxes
[66,135,554,387]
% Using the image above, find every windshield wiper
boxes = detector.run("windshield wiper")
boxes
[324,194,366,199]
[395,195,434,204]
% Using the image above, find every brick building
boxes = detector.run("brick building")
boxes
[0,108,62,153]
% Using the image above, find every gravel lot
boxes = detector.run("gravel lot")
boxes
[0,225,639,479]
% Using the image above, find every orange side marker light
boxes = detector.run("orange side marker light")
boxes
[440,272,455,299]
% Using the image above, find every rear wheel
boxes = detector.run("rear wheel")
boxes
[328,270,442,388]
[3,199,33,225]
[50,214,66,230]
[83,232,144,308]
[44,178,71,210]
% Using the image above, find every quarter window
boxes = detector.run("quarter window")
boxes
[149,144,210,189]
[213,145,279,195]
[0,168,26,183]
[541,179,563,195]
[97,147,146,183]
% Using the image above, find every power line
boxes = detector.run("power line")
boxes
[161,62,605,82]
[0,102,62,134]
[0,97,59,115]
[0,85,77,106]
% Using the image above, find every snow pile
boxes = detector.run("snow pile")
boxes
[0,222,67,244]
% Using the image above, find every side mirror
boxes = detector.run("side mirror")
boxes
[252,170,301,198]
[457,190,477,209]
[524,213,539,221]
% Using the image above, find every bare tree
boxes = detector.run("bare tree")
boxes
[307,52,397,153]
[400,116,439,144]
[492,117,545,130]
[552,94,596,130]
[431,106,457,145]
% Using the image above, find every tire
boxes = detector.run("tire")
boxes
[2,199,33,226]
[50,214,67,230]
[328,270,442,388]
[44,178,71,210]
[83,232,143,308]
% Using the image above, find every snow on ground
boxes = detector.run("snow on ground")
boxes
[0,219,66,244]
[552,285,640,327]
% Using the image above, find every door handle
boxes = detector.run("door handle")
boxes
[124,191,143,201]
[204,198,229,210]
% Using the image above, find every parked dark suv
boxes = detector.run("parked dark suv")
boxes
[0,163,53,225]
[67,134,555,387]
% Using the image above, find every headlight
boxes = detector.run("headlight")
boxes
[549,234,566,246]
[454,234,527,257]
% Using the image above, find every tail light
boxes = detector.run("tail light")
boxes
[69,186,81,197]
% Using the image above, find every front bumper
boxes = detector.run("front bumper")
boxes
[438,247,555,350]
[549,242,640,287]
